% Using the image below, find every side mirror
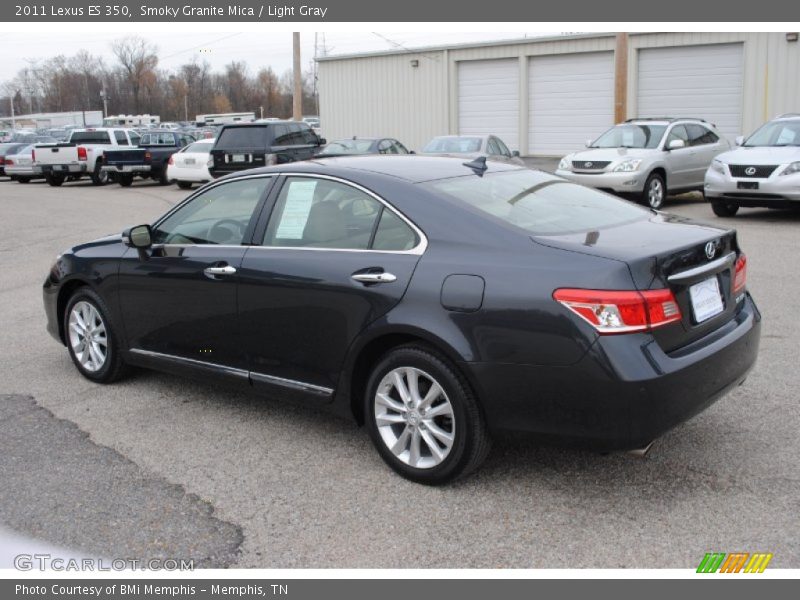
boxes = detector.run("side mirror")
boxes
[667,139,686,150]
[317,137,327,146]
[124,224,152,249]
[512,150,521,157]
[585,139,593,148]
[735,136,744,146]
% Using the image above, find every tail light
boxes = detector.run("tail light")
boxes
[168,155,174,165]
[144,151,152,162]
[553,288,682,334]
[77,146,87,161]
[4,159,12,165]
[733,254,747,295]
[31,149,35,162]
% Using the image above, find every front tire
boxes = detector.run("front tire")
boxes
[64,288,127,383]
[365,345,491,485]
[18,177,30,183]
[642,172,666,209]
[711,199,739,217]
[118,174,134,187]
[177,181,193,190]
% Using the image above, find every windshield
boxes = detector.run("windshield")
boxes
[426,170,648,236]
[318,140,375,155]
[744,120,800,147]
[423,137,483,153]
[591,124,666,149]
[69,131,112,144]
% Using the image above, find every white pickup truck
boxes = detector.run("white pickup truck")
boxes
[35,128,140,186]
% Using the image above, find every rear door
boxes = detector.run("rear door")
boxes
[686,123,727,186]
[237,175,425,399]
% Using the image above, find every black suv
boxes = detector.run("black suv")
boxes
[209,121,326,178]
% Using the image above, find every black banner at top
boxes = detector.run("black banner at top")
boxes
[2,0,799,22]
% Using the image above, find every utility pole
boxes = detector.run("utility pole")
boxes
[614,32,629,124]
[292,32,302,121]
[184,93,189,122]
[10,95,16,130]
[100,83,108,118]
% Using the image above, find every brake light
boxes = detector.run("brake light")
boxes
[144,151,152,161]
[553,288,682,334]
[168,155,174,165]
[77,146,87,161]
[4,159,12,165]
[733,254,747,295]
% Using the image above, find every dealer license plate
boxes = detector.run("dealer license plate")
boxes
[230,153,249,163]
[689,276,724,323]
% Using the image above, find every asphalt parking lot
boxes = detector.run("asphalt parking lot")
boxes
[1,174,798,569]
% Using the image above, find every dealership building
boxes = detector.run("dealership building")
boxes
[317,32,800,156]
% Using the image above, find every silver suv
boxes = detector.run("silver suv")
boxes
[704,114,800,217]
[555,118,731,209]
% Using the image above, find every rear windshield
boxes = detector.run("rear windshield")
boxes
[216,126,269,148]
[426,170,648,236]
[184,141,214,153]
[423,137,482,153]
[69,131,112,144]
[318,139,375,155]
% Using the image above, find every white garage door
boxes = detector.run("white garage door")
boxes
[637,44,744,141]
[528,52,614,156]
[458,59,519,151]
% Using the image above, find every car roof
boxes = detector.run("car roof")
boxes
[222,154,523,184]
[220,121,303,128]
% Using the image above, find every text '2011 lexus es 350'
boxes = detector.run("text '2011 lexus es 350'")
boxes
[43,156,761,484]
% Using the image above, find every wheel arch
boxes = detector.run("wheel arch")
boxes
[55,278,94,345]
[340,325,481,426]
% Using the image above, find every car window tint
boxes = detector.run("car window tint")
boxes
[394,141,410,154]
[378,139,395,154]
[272,125,293,146]
[152,177,270,245]
[184,141,213,153]
[297,125,318,145]
[686,124,719,146]
[372,209,419,251]
[427,170,648,236]
[487,138,501,155]
[70,131,112,144]
[217,126,269,147]
[263,177,382,250]
[666,125,689,144]
[494,138,511,156]
[114,131,129,146]
[129,131,141,145]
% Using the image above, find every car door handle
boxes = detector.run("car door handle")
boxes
[204,265,237,276]
[351,272,397,284]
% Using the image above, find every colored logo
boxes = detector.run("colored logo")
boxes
[696,552,773,573]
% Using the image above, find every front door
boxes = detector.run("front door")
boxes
[117,176,273,371]
[663,124,695,189]
[237,175,424,399]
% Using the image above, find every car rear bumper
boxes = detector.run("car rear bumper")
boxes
[5,165,41,177]
[467,293,761,450]
[41,164,87,174]
[705,169,800,203]
[101,164,151,173]
[166,165,211,182]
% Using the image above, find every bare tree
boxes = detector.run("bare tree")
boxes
[111,36,158,114]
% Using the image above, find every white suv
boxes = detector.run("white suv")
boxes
[555,118,730,209]
[704,114,800,217]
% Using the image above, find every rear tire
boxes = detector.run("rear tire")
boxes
[711,199,739,217]
[157,170,170,185]
[118,174,134,187]
[64,287,127,384]
[642,172,667,209]
[177,181,193,190]
[46,173,64,187]
[18,177,30,184]
[365,344,491,485]
[90,161,108,186]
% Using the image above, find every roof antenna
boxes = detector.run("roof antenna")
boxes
[463,155,488,176]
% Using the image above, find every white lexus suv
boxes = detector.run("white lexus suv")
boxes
[704,114,800,217]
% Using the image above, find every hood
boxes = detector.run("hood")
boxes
[567,147,662,165]
[715,145,800,165]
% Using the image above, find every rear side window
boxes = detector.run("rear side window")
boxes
[263,177,383,249]
[298,125,318,145]
[426,170,648,236]
[216,126,269,148]
[686,124,719,146]
[272,125,293,146]
[70,131,112,144]
[372,209,419,251]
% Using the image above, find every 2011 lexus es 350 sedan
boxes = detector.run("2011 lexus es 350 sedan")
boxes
[43,156,761,484]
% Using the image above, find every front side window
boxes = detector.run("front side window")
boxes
[487,138,502,156]
[152,177,270,245]
[494,138,512,157]
[666,125,689,146]
[426,170,648,236]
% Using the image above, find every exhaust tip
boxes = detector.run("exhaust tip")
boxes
[627,440,655,458]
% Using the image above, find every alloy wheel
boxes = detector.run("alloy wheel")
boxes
[373,367,455,469]
[648,178,664,208]
[67,301,108,372]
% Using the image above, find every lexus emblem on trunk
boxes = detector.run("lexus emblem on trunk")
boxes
[705,241,717,260]
[745,166,757,176]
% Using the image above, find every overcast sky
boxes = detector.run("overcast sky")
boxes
[0,31,536,83]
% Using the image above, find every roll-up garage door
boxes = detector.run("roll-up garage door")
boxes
[458,59,519,151]
[528,51,615,156]
[637,44,744,141]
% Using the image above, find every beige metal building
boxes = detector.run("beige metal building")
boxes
[317,32,800,156]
